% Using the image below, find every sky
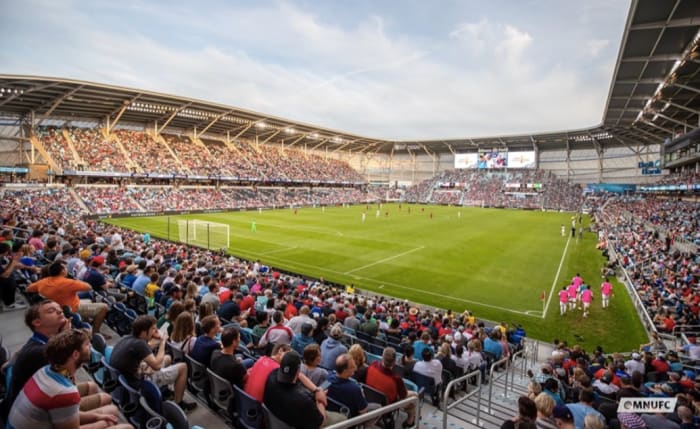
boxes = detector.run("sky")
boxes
[0,0,630,140]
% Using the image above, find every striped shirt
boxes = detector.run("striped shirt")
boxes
[8,365,80,429]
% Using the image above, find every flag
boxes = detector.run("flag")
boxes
[540,291,546,302]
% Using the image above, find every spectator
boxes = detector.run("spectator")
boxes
[210,326,248,389]
[326,353,380,419]
[414,347,443,388]
[27,261,109,336]
[170,311,197,354]
[319,323,348,370]
[263,351,344,428]
[500,396,537,429]
[300,343,328,386]
[189,314,222,366]
[291,322,316,355]
[365,346,417,426]
[259,310,294,350]
[0,242,25,310]
[110,315,196,411]
[8,329,132,429]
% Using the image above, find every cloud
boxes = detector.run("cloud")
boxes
[0,0,627,140]
[586,39,610,58]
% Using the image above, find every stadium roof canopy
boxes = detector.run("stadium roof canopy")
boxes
[0,0,699,155]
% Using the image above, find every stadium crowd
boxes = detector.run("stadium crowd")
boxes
[403,169,584,211]
[592,196,700,337]
[34,126,365,184]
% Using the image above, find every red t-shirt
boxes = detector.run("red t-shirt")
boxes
[244,356,279,402]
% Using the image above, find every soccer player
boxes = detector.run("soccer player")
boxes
[361,212,366,222]
[567,283,578,311]
[559,287,569,316]
[561,225,565,237]
[601,278,613,308]
[376,209,380,218]
[251,220,257,232]
[581,286,593,318]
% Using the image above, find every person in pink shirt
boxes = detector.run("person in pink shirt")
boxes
[600,278,613,309]
[567,283,578,311]
[581,286,593,318]
[572,273,583,288]
[559,287,569,316]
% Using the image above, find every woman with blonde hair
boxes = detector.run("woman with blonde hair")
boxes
[527,380,542,400]
[533,392,557,429]
[348,343,368,383]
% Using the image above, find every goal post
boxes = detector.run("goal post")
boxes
[176,219,230,250]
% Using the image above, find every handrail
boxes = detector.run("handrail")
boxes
[509,350,527,394]
[325,394,421,429]
[441,369,482,429]
[487,356,510,414]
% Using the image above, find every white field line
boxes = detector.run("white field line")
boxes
[542,235,572,319]
[260,253,541,317]
[344,246,425,275]
[258,246,298,256]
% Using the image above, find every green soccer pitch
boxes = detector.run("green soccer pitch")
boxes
[104,203,647,351]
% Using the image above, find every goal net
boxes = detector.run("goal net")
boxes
[176,219,230,250]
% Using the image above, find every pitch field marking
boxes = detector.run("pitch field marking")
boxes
[344,246,425,275]
[542,235,572,319]
[259,253,542,318]
[258,246,298,256]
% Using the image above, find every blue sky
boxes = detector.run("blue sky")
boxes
[0,0,630,140]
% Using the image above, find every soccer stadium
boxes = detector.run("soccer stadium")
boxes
[0,0,699,428]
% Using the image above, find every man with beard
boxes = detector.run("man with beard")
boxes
[8,329,132,428]
[3,300,112,421]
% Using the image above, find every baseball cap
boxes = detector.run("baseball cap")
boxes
[92,255,105,266]
[631,352,641,360]
[552,405,573,421]
[277,351,301,383]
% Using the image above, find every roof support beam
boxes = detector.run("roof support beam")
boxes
[332,141,353,153]
[107,101,130,134]
[155,102,193,135]
[621,54,681,62]
[36,85,85,126]
[640,119,674,135]
[655,99,700,115]
[629,125,666,142]
[259,130,281,145]
[669,82,700,96]
[311,139,329,151]
[286,134,308,148]
[229,123,252,141]
[196,109,235,137]
[651,111,694,129]
[107,93,142,118]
